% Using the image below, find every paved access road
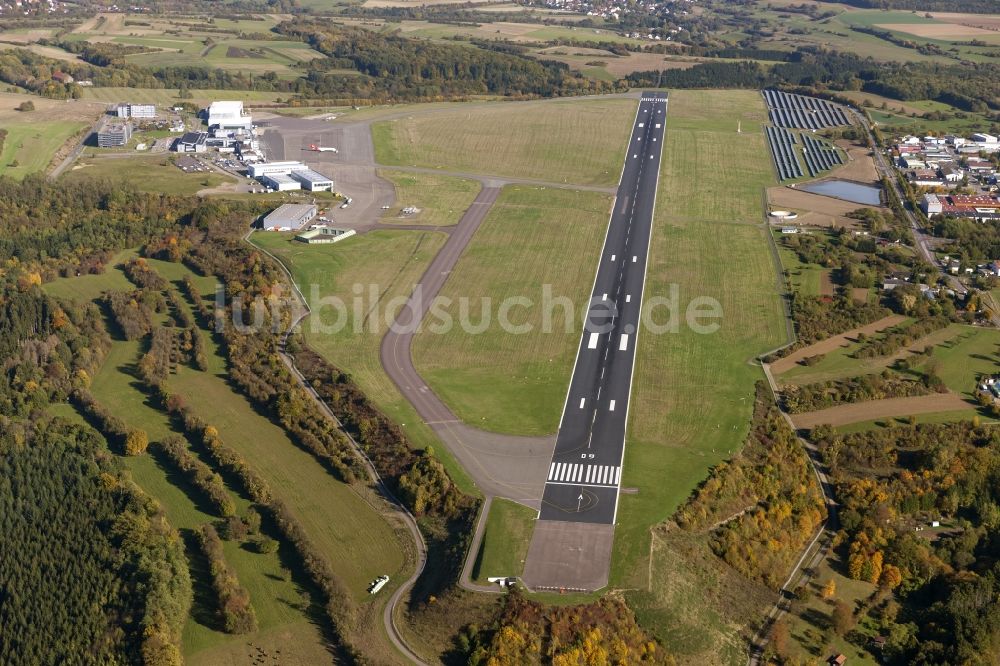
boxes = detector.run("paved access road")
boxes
[538,92,668,525]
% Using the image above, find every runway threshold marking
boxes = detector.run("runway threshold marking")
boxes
[547,463,621,487]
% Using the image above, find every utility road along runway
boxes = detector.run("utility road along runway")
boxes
[539,91,667,525]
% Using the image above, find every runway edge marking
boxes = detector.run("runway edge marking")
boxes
[612,92,667,526]
[554,96,646,433]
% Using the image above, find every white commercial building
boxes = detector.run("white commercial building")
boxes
[249,161,334,192]
[116,103,156,119]
[249,161,305,178]
[262,203,316,231]
[207,101,252,131]
[261,173,301,192]
[290,168,333,192]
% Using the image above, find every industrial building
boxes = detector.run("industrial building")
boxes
[98,122,132,148]
[295,225,355,244]
[116,103,156,119]
[262,203,317,231]
[922,193,1000,221]
[175,131,208,153]
[290,168,333,192]
[261,173,301,192]
[207,101,252,131]
[249,161,334,192]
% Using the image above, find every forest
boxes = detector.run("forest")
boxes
[0,417,190,666]
[674,385,826,589]
[810,421,1000,663]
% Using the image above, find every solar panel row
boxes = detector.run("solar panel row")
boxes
[763,89,850,130]
[766,125,803,181]
[801,133,844,178]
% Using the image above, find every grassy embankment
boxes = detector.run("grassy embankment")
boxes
[471,498,537,583]
[45,254,410,663]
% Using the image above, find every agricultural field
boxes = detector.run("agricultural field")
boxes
[740,5,998,64]
[45,255,410,663]
[248,230,478,495]
[62,155,236,195]
[372,97,635,187]
[616,90,786,653]
[376,19,644,46]
[378,170,481,226]
[78,86,287,107]
[471,498,536,583]
[412,186,613,435]
[60,12,322,76]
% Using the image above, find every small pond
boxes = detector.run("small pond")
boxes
[799,180,882,206]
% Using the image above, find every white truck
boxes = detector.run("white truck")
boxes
[368,575,389,595]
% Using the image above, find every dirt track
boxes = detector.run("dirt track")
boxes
[790,392,972,429]
[769,315,905,375]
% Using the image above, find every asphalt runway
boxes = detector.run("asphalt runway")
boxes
[538,91,668,526]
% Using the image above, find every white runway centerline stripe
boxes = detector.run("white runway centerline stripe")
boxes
[619,334,629,351]
[579,398,585,409]
[587,333,599,349]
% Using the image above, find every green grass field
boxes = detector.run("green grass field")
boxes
[912,326,1000,397]
[49,256,409,662]
[834,409,998,434]
[615,90,786,626]
[775,323,985,389]
[248,230,478,496]
[471,498,536,582]
[372,97,635,187]
[0,121,86,179]
[62,155,235,195]
[49,260,333,662]
[378,170,481,226]
[412,185,612,435]
[78,86,287,107]
[774,232,826,298]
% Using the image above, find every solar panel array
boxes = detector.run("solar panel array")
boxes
[766,125,803,181]
[801,134,844,178]
[764,89,850,130]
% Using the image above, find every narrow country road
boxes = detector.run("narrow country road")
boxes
[49,114,105,180]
